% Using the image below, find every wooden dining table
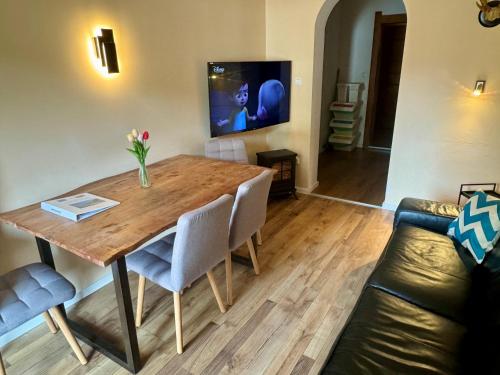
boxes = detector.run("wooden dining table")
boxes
[0,155,268,373]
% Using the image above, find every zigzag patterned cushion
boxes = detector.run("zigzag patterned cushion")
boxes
[448,191,500,264]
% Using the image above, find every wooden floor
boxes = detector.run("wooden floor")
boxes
[1,196,394,375]
[313,149,390,206]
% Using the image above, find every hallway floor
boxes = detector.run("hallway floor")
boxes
[313,148,390,206]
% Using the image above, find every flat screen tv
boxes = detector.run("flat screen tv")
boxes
[208,61,291,138]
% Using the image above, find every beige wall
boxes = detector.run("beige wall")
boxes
[0,0,267,288]
[385,1,500,206]
[319,2,344,152]
[1,0,499,291]
[266,0,500,203]
[265,0,325,189]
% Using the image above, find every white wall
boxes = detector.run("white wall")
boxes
[0,0,267,289]
[320,0,406,151]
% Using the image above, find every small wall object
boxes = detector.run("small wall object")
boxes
[93,28,120,73]
[477,0,500,27]
[473,80,486,96]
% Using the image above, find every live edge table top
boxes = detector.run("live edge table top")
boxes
[0,155,268,267]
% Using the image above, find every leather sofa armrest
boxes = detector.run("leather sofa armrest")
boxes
[394,198,460,235]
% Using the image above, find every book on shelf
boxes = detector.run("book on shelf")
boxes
[41,193,120,222]
[332,107,361,121]
[329,133,359,144]
[329,101,360,112]
[330,118,360,129]
[333,129,357,138]
[330,133,360,151]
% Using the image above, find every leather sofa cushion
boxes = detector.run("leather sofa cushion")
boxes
[368,225,470,323]
[394,197,460,235]
[322,287,466,375]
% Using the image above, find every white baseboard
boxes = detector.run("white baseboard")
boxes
[0,272,114,347]
[296,181,319,194]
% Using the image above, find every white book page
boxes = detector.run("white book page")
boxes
[44,193,119,215]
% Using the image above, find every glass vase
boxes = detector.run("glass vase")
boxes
[138,161,151,188]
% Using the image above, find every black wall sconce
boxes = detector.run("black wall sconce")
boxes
[93,28,119,74]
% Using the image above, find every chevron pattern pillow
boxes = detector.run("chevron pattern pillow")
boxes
[448,191,500,264]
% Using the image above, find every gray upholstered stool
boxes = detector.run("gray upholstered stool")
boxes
[128,194,233,354]
[0,263,87,374]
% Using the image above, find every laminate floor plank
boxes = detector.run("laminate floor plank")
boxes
[1,195,393,374]
[313,149,390,206]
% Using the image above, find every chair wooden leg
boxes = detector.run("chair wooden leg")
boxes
[207,271,227,313]
[173,292,183,354]
[43,311,58,334]
[0,351,6,375]
[256,229,263,246]
[225,253,233,306]
[49,307,87,365]
[136,275,146,328]
[246,239,260,275]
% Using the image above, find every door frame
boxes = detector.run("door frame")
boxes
[363,12,407,149]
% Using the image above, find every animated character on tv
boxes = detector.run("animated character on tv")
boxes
[217,82,257,132]
[256,80,286,121]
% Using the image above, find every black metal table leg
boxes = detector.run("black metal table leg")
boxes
[112,257,141,372]
[36,237,142,374]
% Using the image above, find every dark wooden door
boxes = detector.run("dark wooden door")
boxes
[364,13,407,150]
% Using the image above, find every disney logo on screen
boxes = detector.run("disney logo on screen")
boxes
[212,66,225,74]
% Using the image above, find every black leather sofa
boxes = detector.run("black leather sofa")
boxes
[322,198,500,374]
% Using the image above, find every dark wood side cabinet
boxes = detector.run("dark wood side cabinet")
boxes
[257,149,297,199]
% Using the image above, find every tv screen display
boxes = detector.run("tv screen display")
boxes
[208,61,291,138]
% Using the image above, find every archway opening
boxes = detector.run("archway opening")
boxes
[310,0,407,207]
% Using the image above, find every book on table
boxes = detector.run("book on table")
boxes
[41,193,120,222]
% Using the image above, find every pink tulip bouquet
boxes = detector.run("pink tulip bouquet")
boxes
[126,129,151,188]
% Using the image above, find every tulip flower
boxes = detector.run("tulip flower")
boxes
[126,130,151,164]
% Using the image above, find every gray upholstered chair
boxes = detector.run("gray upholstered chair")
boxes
[205,139,249,164]
[225,170,274,305]
[128,194,233,354]
[0,263,87,373]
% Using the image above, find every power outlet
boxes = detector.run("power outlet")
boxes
[296,156,301,165]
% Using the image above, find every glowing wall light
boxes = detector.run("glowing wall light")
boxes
[473,80,486,97]
[92,28,119,74]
